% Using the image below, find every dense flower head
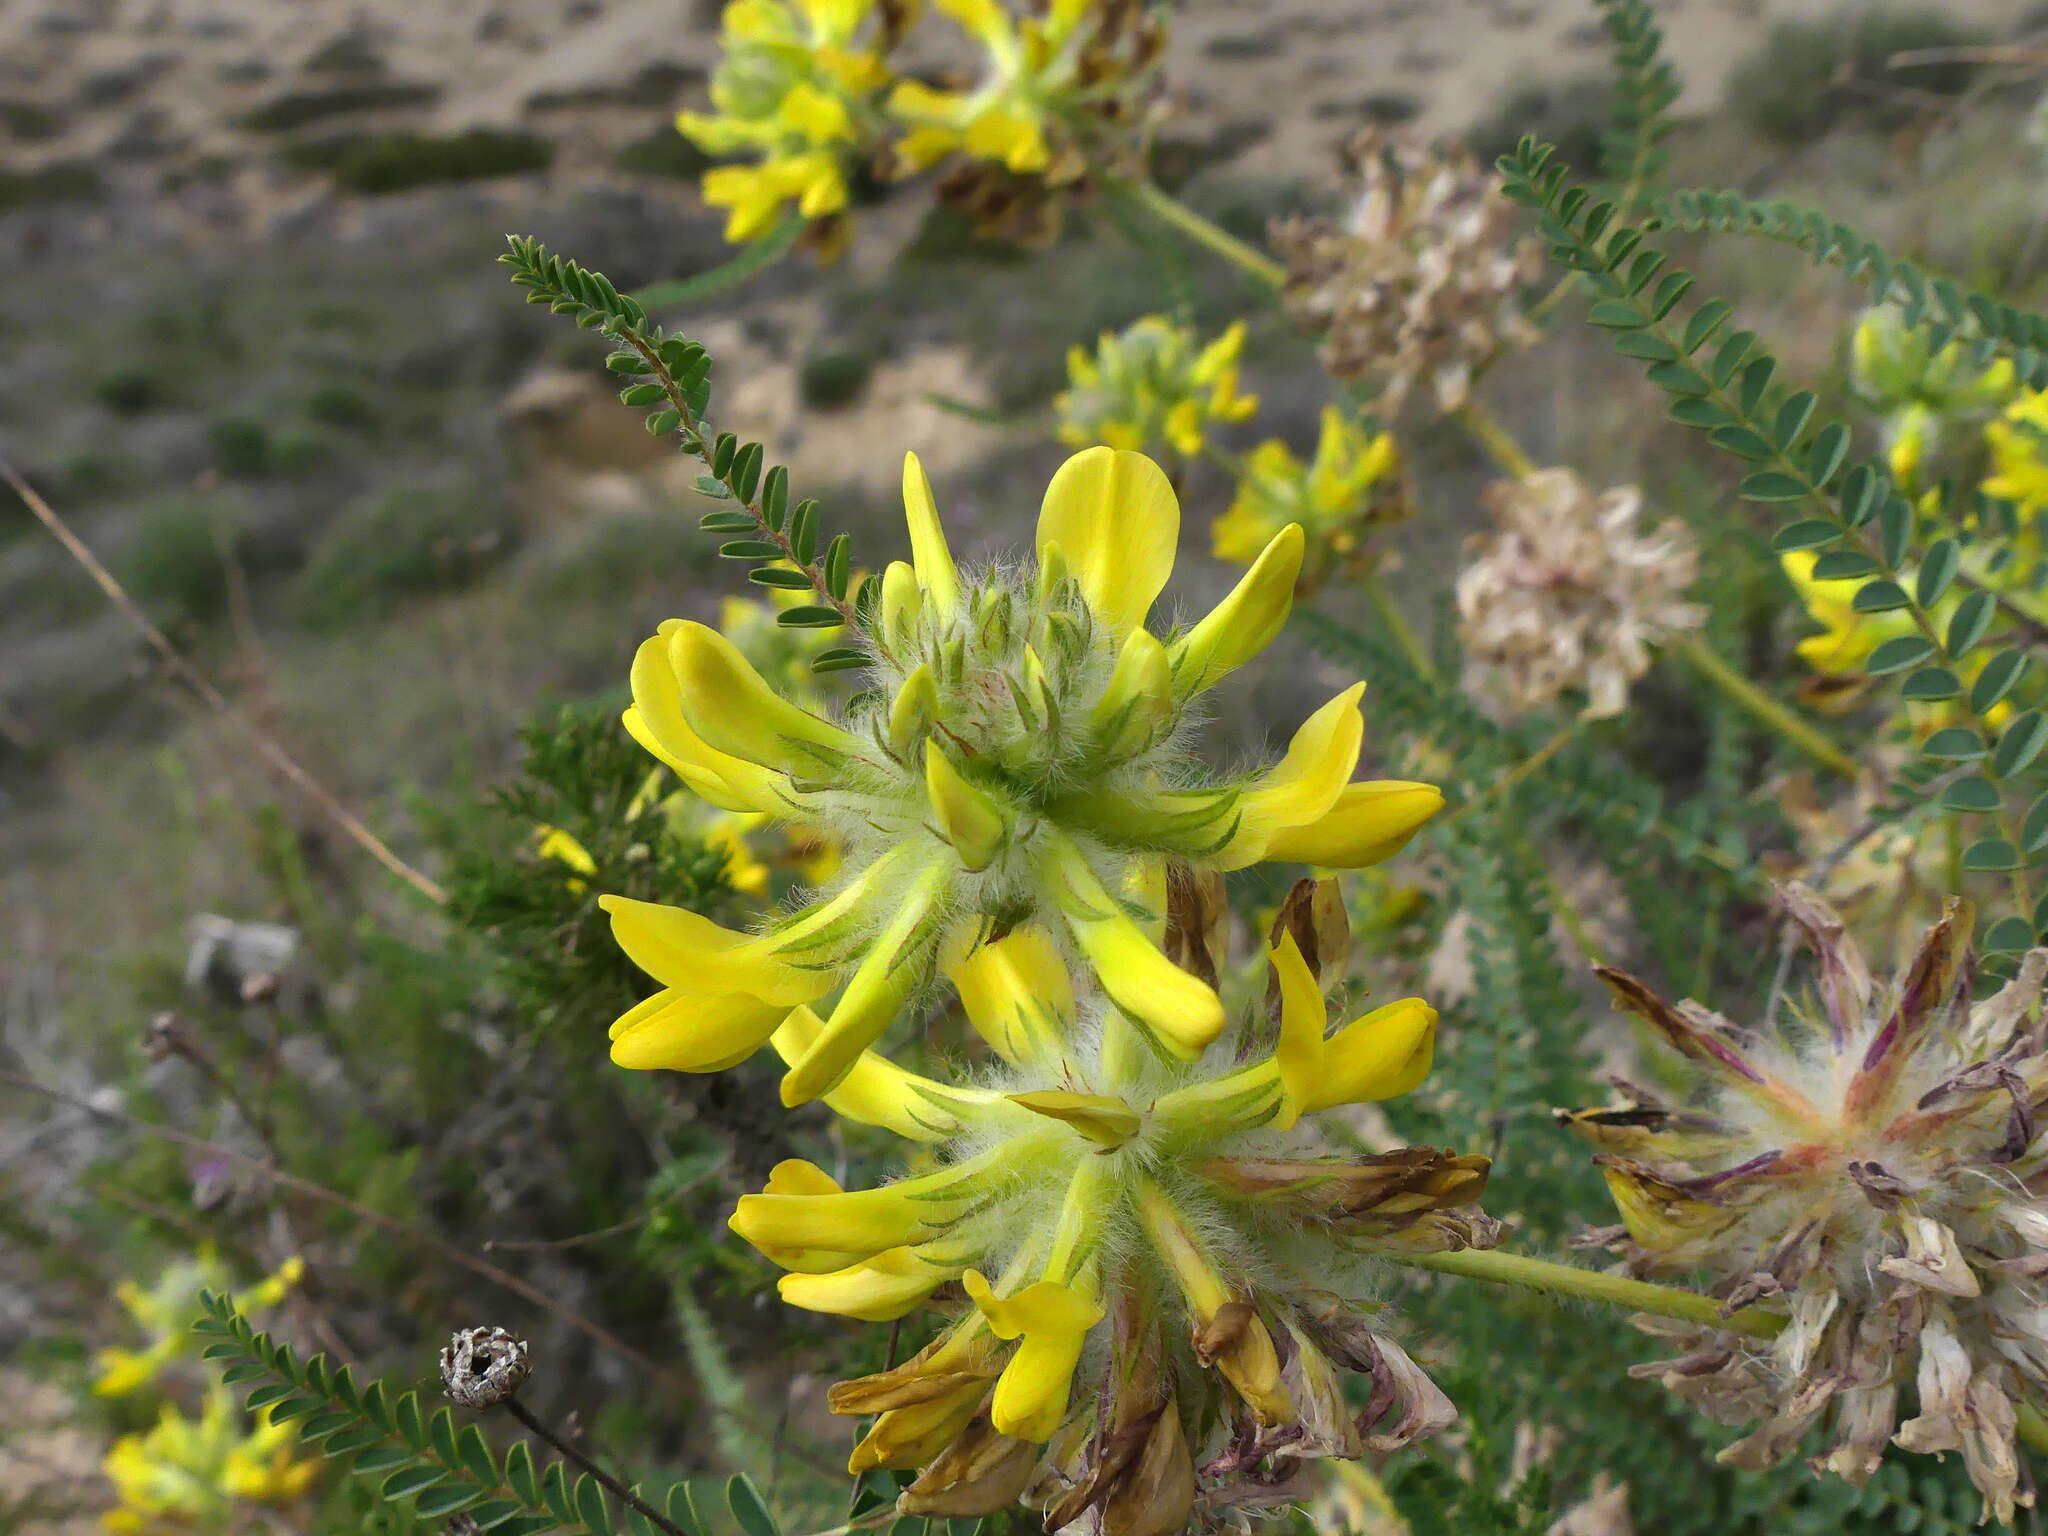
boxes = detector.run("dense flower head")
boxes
[678,0,908,253]
[1211,405,1403,591]
[887,0,1163,241]
[728,874,1495,1524]
[1565,884,2048,1522]
[1849,307,2015,492]
[1984,391,2048,591]
[94,1251,303,1399]
[1055,317,1259,460]
[103,1394,318,1535]
[603,446,1443,1107]
[1271,131,1540,417]
[1455,469,1704,720]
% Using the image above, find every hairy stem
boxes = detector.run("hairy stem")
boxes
[1390,1246,1784,1340]
[1114,178,1288,289]
[1451,400,1537,481]
[1360,562,1438,683]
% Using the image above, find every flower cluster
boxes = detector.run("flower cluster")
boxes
[728,873,1495,1524]
[678,0,910,257]
[603,447,1442,1108]
[1055,317,1259,460]
[103,1395,318,1534]
[1455,468,1704,720]
[1565,884,2048,1522]
[1211,406,1403,592]
[1271,131,1541,417]
[94,1251,303,1399]
[1849,306,2015,491]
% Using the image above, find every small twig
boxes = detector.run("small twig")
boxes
[0,456,446,905]
[0,1068,681,1394]
[503,1399,690,1536]
[482,1210,652,1253]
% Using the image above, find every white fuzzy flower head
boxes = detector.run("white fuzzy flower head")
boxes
[1566,883,2048,1523]
[1455,468,1705,720]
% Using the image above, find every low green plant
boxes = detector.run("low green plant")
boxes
[293,483,516,628]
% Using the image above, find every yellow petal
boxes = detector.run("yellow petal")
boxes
[1306,998,1436,1109]
[626,628,789,812]
[1006,1090,1142,1148]
[889,663,938,756]
[609,987,790,1072]
[926,749,1008,871]
[945,925,1073,1065]
[1269,933,1327,1131]
[733,1181,942,1270]
[1259,780,1444,868]
[904,453,963,615]
[771,1004,996,1141]
[1214,685,1366,871]
[668,621,857,769]
[766,1158,843,1197]
[1091,627,1174,760]
[1035,447,1180,633]
[881,560,924,653]
[1170,524,1304,698]
[779,1247,962,1321]
[1047,838,1223,1058]
[962,1271,1103,1442]
[599,895,834,1006]
[780,866,949,1106]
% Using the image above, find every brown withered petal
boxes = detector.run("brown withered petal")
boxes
[1262,877,1351,1026]
[1164,862,1229,991]
[896,1415,1042,1517]
[1846,895,1973,1115]
[1778,881,1874,1046]
[1593,967,1767,1086]
[1199,1148,1492,1227]
[1098,1398,1196,1536]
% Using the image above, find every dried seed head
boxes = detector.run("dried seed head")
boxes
[141,1011,183,1062]
[440,1326,532,1408]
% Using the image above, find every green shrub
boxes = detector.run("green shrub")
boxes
[294,483,516,627]
[120,497,237,625]
[207,415,273,477]
[613,125,712,180]
[234,82,441,133]
[282,129,554,193]
[93,370,166,416]
[0,161,103,211]
[303,382,379,434]
[1729,7,1980,145]
[798,349,876,411]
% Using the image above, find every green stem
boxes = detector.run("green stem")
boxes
[1114,178,1288,289]
[1443,722,1580,826]
[1390,1247,1783,1340]
[2022,1403,2048,1457]
[1667,631,1858,779]
[1452,401,1537,481]
[1360,562,1438,684]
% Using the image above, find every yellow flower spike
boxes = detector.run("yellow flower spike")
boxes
[667,621,859,770]
[607,987,790,1072]
[926,748,1008,871]
[904,453,964,615]
[779,1245,968,1321]
[535,825,597,884]
[1046,835,1224,1058]
[890,663,939,756]
[1036,447,1180,634]
[1191,321,1247,386]
[770,1004,1008,1140]
[703,816,773,899]
[780,864,953,1105]
[1213,685,1367,870]
[1304,996,1436,1110]
[1091,627,1174,760]
[1164,399,1205,457]
[1261,779,1445,868]
[1006,1089,1143,1148]
[962,1270,1105,1441]
[1170,524,1305,698]
[626,627,792,813]
[1134,1179,1293,1424]
[881,560,924,653]
[945,924,1074,1065]
[599,894,837,1007]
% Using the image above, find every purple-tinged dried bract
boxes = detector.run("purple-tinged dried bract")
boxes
[1564,883,2048,1522]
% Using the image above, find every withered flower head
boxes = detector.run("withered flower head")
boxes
[1270,130,1541,417]
[1455,468,1704,720]
[1565,883,2048,1522]
[440,1327,532,1409]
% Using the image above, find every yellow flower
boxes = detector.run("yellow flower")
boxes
[884,0,1161,186]
[1055,317,1258,460]
[94,1253,303,1399]
[103,1395,317,1534]
[680,0,899,248]
[729,874,1494,1521]
[606,446,1436,1104]
[1213,406,1401,589]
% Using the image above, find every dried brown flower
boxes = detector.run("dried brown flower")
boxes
[1271,130,1541,416]
[440,1326,532,1409]
[1456,469,1704,719]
